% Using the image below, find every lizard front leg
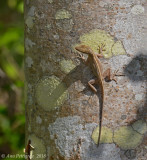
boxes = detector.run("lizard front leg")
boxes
[76,53,86,62]
[97,43,106,55]
[76,52,92,67]
[95,53,104,58]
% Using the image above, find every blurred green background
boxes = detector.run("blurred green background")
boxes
[0,0,24,159]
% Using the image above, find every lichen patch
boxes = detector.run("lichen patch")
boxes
[131,5,144,15]
[25,56,33,68]
[56,19,73,31]
[112,41,126,56]
[78,29,126,58]
[48,116,96,157]
[99,1,107,8]
[28,6,36,17]
[92,126,113,144]
[55,9,72,20]
[36,116,42,124]
[25,16,34,29]
[114,126,143,149]
[135,94,143,101]
[60,59,76,74]
[47,0,53,3]
[25,38,36,51]
[48,116,121,159]
[45,24,51,30]
[35,76,68,111]
[132,120,147,135]
[48,116,82,157]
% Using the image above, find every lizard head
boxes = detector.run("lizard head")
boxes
[75,45,93,55]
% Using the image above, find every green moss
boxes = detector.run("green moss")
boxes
[114,126,143,150]
[55,9,72,20]
[77,29,126,58]
[60,59,76,74]
[92,126,113,144]
[132,120,147,134]
[35,76,68,111]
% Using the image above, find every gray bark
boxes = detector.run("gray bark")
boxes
[24,0,147,159]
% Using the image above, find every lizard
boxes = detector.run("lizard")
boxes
[75,44,116,147]
[25,140,34,160]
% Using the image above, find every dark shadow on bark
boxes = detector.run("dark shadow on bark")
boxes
[121,53,147,159]
[123,53,147,121]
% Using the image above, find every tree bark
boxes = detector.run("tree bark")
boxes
[24,0,147,160]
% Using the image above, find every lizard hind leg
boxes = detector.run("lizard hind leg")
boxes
[88,79,98,93]
[87,79,98,107]
[103,68,117,83]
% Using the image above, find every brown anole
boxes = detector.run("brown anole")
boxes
[25,140,34,160]
[75,44,116,146]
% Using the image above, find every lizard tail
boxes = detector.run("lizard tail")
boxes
[97,112,102,147]
[97,85,104,147]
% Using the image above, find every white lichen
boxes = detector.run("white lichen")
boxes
[25,6,36,29]
[131,5,144,15]
[48,116,121,159]
[48,116,90,157]
[25,38,36,51]
[25,56,33,68]
[53,34,59,40]
[36,116,42,124]
[45,24,51,30]
[99,1,107,7]
[28,6,36,17]
[135,94,143,101]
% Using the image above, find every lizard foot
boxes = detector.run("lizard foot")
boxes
[111,69,119,83]
[76,53,86,63]
[97,43,106,54]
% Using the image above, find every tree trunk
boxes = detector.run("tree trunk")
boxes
[24,0,147,159]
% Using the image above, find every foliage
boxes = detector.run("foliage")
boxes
[0,0,24,159]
